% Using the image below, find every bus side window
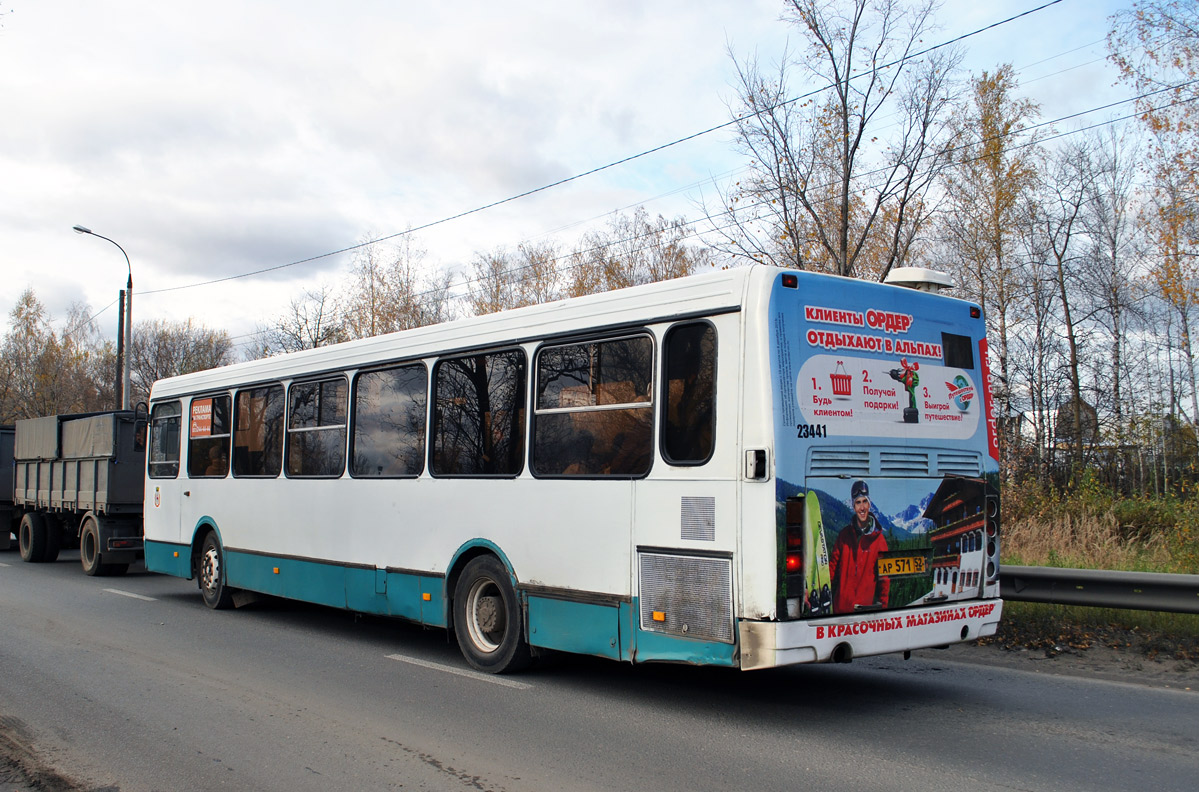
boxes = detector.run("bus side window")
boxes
[286,377,348,477]
[350,364,427,478]
[188,395,231,478]
[148,401,181,479]
[233,385,284,478]
[432,350,526,477]
[662,322,716,465]
[532,335,653,477]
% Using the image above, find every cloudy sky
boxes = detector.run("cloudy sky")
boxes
[0,0,1128,351]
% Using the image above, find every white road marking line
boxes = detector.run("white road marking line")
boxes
[103,588,157,602]
[385,653,532,689]
[0,562,11,568]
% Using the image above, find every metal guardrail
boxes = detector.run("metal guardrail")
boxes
[1000,565,1199,614]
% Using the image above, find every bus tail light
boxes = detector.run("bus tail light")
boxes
[985,487,1000,583]
[782,498,806,617]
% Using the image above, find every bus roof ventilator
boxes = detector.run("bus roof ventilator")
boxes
[884,267,955,293]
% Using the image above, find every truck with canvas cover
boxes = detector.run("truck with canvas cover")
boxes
[13,410,146,575]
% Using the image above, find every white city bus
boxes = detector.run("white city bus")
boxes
[143,264,1002,673]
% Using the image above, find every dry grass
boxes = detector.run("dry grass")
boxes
[1002,509,1173,571]
[999,495,1199,647]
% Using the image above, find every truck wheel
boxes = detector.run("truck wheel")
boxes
[81,518,103,575]
[198,532,235,610]
[18,513,49,563]
[453,555,530,674]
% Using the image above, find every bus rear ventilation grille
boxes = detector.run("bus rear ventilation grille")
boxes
[936,453,982,476]
[639,552,733,644]
[880,451,931,475]
[808,449,870,477]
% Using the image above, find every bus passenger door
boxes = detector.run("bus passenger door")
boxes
[145,400,187,571]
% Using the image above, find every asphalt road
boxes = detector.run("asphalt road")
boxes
[2,549,1197,792]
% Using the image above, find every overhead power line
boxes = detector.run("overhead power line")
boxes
[141,0,1066,299]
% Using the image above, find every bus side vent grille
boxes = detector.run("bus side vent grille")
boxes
[809,449,870,477]
[937,452,981,476]
[880,451,930,475]
[680,496,716,541]
[639,553,733,644]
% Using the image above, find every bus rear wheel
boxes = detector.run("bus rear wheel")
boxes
[18,513,51,563]
[198,533,235,610]
[453,555,531,674]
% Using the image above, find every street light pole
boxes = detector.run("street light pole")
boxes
[73,225,133,410]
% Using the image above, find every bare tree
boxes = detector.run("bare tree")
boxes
[341,234,454,338]
[568,207,711,298]
[253,284,347,358]
[1080,128,1144,467]
[464,240,566,317]
[1036,140,1097,481]
[467,248,524,317]
[129,318,235,405]
[712,0,959,277]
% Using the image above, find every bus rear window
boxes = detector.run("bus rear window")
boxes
[942,332,975,369]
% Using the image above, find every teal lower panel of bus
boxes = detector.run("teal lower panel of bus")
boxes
[148,540,736,666]
[223,550,447,627]
[525,595,737,667]
[145,540,192,578]
[527,596,624,660]
[630,603,738,667]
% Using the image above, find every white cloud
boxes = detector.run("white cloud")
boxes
[0,0,1130,348]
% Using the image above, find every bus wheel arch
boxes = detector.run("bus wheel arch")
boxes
[450,552,530,674]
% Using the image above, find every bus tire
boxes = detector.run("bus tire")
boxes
[198,532,235,610]
[453,555,530,674]
[18,513,49,563]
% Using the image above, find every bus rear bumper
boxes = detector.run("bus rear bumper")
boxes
[739,599,1003,670]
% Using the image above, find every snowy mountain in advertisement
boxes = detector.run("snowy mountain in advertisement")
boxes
[887,491,937,535]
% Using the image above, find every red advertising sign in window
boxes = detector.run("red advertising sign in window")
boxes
[190,398,213,438]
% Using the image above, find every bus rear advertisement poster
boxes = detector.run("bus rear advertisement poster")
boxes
[770,274,1000,624]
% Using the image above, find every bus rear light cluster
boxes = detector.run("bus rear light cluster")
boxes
[985,489,1000,582]
[782,497,806,616]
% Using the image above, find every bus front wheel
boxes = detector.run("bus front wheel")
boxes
[453,555,530,674]
[198,533,235,610]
